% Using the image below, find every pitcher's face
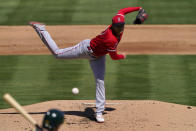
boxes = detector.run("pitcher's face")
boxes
[112,23,125,36]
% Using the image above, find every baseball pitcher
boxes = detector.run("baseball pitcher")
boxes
[29,7,148,123]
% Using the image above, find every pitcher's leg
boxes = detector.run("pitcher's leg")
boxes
[33,26,77,59]
[29,22,92,59]
[89,56,106,114]
[54,39,92,59]
[95,79,105,113]
[29,22,59,56]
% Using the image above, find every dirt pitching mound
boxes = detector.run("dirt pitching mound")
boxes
[0,25,196,55]
[0,100,196,131]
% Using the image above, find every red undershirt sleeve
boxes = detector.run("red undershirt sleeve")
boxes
[118,7,141,15]
[107,40,125,60]
[109,51,125,60]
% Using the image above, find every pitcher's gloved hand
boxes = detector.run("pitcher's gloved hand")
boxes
[133,8,148,24]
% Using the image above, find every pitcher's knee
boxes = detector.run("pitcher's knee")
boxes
[53,50,62,59]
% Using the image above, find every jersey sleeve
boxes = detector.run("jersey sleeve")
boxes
[106,41,124,60]
[118,7,141,15]
[107,46,116,52]
[106,40,118,52]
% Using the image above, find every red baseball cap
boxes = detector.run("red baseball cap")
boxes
[112,14,125,24]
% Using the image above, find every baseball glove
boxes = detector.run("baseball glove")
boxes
[133,8,148,24]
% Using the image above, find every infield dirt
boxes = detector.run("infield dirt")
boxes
[0,25,196,55]
[0,100,196,131]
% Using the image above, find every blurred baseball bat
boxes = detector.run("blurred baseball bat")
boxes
[3,93,41,129]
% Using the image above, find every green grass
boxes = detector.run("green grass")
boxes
[1,55,196,109]
[0,0,195,25]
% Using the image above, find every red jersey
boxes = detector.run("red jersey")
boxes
[90,7,141,60]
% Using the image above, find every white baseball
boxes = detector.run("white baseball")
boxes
[72,87,79,94]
